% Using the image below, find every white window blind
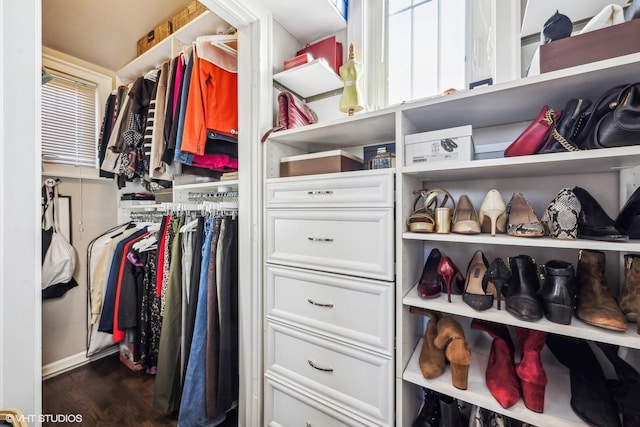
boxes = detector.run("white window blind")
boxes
[42,72,98,167]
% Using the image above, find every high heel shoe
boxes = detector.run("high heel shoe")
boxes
[452,194,481,234]
[514,327,547,413]
[419,311,445,379]
[484,257,510,310]
[438,255,465,302]
[616,186,640,239]
[462,250,493,311]
[619,254,640,331]
[572,186,628,241]
[417,248,443,299]
[434,315,471,390]
[506,192,544,237]
[540,188,581,240]
[479,189,507,236]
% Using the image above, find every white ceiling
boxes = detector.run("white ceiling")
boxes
[42,0,195,72]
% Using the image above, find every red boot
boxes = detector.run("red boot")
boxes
[515,327,548,413]
[470,319,520,408]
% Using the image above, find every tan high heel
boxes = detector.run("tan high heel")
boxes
[452,194,481,234]
[434,315,471,390]
[479,189,507,236]
[418,311,445,379]
[506,192,544,237]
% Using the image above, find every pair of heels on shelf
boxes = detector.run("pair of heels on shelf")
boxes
[416,248,464,300]
[418,311,471,391]
[407,189,508,236]
[470,319,547,413]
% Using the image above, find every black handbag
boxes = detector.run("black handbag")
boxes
[587,83,640,149]
[541,84,637,152]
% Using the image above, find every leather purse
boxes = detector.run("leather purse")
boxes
[588,83,640,149]
[504,106,558,157]
[297,36,343,74]
[260,91,317,142]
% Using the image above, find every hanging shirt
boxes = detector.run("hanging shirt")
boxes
[180,41,238,156]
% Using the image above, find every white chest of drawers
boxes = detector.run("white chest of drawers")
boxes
[264,170,395,427]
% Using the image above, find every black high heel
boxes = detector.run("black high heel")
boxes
[484,257,510,310]
[462,250,493,311]
[616,186,640,239]
[572,186,628,241]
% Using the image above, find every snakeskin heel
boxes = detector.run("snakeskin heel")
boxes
[541,188,581,240]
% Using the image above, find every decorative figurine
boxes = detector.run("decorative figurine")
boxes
[339,43,364,116]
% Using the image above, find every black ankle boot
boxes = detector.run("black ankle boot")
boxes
[596,342,640,427]
[537,260,576,325]
[615,186,640,239]
[412,387,440,427]
[505,255,543,321]
[546,334,622,427]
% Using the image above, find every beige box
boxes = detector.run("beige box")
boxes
[154,189,173,203]
[280,150,363,177]
[405,125,473,166]
[171,1,208,31]
[137,21,173,56]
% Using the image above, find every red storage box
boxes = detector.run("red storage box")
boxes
[284,53,313,70]
[296,36,343,74]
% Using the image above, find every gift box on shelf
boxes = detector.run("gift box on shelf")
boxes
[540,18,640,73]
[296,35,343,75]
[404,125,473,166]
[280,150,362,177]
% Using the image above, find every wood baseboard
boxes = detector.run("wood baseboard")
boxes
[41,346,118,380]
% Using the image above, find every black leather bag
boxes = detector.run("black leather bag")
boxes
[587,83,640,149]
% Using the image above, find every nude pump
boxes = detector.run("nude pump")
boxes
[479,189,507,236]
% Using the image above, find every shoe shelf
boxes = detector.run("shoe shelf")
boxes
[402,146,640,182]
[402,232,640,253]
[403,286,640,350]
[403,336,586,427]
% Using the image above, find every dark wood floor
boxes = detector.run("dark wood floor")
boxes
[42,353,178,427]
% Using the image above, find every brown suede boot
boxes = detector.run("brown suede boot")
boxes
[419,311,445,379]
[575,249,627,331]
[434,315,471,390]
[619,254,640,334]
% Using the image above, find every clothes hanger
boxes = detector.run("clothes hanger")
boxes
[196,34,238,58]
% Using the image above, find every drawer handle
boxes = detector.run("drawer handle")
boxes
[307,237,334,242]
[307,190,333,195]
[307,299,334,308]
[308,359,334,372]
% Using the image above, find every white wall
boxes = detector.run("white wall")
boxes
[41,173,117,368]
[0,0,42,420]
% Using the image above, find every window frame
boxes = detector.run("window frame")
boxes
[41,52,112,174]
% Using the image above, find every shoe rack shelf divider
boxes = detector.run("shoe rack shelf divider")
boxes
[263,52,640,426]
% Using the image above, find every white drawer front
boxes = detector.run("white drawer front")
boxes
[266,170,393,208]
[266,209,394,281]
[264,375,373,427]
[266,265,393,355]
[266,322,393,425]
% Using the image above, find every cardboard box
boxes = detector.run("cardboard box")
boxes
[284,53,314,70]
[405,125,473,166]
[137,22,173,56]
[297,36,343,75]
[171,0,208,31]
[541,19,640,73]
[280,150,362,177]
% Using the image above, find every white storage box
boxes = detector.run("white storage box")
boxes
[405,125,473,166]
[473,141,511,160]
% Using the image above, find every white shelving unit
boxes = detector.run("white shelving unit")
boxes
[264,52,640,426]
[117,10,229,83]
[273,59,343,98]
